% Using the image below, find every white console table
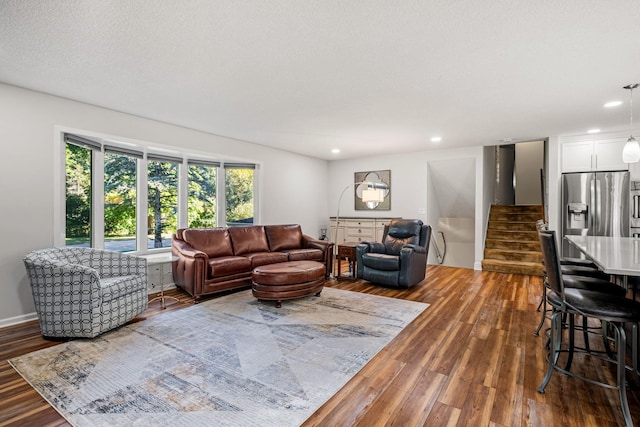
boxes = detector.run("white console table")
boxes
[329,217,400,244]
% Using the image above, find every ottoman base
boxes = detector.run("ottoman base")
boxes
[251,261,325,308]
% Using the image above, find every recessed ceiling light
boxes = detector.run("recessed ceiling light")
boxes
[604,101,623,108]
[331,148,340,154]
[587,128,601,134]
[431,137,442,143]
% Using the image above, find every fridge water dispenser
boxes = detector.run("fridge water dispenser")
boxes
[567,203,588,229]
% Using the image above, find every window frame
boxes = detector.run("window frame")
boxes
[187,159,220,229]
[54,128,260,254]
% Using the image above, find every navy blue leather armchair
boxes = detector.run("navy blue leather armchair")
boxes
[356,219,431,288]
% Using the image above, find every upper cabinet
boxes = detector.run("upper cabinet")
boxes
[561,138,628,173]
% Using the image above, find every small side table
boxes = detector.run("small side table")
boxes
[147,254,179,309]
[337,242,359,280]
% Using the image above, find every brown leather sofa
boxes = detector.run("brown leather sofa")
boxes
[171,224,333,301]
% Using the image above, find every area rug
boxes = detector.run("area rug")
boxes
[10,287,428,426]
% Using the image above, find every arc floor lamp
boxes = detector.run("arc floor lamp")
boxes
[332,181,389,278]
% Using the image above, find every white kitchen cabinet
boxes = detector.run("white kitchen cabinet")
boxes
[562,139,628,173]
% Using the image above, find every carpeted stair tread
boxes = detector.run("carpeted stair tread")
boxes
[489,212,543,222]
[486,229,538,240]
[482,204,543,276]
[488,221,538,231]
[483,249,543,263]
[490,205,544,214]
[485,239,542,251]
[482,259,544,276]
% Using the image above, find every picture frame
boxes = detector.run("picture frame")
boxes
[354,170,391,210]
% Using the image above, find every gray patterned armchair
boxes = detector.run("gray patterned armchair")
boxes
[23,247,148,338]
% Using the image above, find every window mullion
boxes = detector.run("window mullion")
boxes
[178,160,188,229]
[254,164,261,224]
[137,158,148,253]
[93,149,105,249]
[217,164,226,227]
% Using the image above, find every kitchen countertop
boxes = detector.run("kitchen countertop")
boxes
[565,235,640,276]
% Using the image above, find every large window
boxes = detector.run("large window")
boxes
[60,132,257,253]
[147,156,178,249]
[188,161,218,228]
[104,149,138,252]
[225,164,255,226]
[65,141,93,247]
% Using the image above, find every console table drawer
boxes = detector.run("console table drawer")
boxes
[345,227,375,241]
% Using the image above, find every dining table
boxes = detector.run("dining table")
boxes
[564,235,640,295]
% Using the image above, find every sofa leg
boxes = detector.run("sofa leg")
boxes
[275,300,282,308]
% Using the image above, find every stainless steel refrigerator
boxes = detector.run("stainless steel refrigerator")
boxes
[561,171,630,258]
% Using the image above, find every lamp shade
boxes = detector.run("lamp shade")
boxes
[362,188,384,203]
[622,136,640,163]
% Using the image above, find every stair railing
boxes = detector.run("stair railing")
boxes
[430,231,446,264]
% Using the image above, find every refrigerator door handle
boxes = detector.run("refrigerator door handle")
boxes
[595,178,602,234]
[590,177,596,232]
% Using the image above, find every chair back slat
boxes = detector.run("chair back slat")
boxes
[538,229,564,298]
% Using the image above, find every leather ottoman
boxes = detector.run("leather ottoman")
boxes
[251,260,325,307]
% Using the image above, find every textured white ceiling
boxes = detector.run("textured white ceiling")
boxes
[1,0,639,160]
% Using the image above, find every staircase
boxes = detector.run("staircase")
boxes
[481,205,544,276]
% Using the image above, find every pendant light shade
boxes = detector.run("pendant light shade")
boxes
[622,83,640,163]
[623,136,640,163]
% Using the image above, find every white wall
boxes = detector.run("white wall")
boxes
[426,158,475,268]
[515,140,544,205]
[0,84,329,325]
[328,145,487,270]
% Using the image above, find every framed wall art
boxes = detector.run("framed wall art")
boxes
[354,170,390,210]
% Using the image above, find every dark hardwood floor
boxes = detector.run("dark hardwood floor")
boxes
[1,265,639,426]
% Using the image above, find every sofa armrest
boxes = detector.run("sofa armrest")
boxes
[302,234,331,250]
[398,245,428,287]
[355,242,384,278]
[172,238,208,260]
[302,234,334,277]
[362,241,386,253]
[402,244,427,254]
[171,238,209,299]
[25,259,101,299]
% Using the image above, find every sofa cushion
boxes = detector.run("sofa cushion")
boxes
[99,275,146,303]
[209,256,252,278]
[285,248,323,262]
[243,251,289,268]
[362,253,400,271]
[384,220,422,255]
[229,226,270,255]
[265,224,303,251]
[184,228,234,258]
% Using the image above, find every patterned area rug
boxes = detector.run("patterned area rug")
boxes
[10,288,428,426]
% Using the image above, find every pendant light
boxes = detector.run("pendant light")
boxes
[622,83,640,163]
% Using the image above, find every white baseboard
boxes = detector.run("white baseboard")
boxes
[1,285,179,329]
[0,312,38,329]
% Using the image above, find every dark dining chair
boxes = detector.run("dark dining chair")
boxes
[533,220,616,338]
[537,229,640,427]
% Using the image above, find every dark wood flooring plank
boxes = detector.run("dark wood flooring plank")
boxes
[0,265,639,426]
